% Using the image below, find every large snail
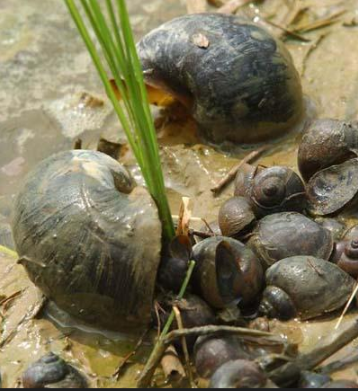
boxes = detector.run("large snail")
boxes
[136,13,303,145]
[248,212,333,269]
[259,256,355,320]
[22,353,87,388]
[234,165,306,217]
[12,150,162,330]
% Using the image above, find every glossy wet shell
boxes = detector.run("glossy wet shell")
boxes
[192,236,263,308]
[306,158,358,216]
[298,119,358,181]
[248,212,333,268]
[235,165,306,216]
[22,353,87,388]
[265,256,355,319]
[137,13,303,144]
[12,150,162,330]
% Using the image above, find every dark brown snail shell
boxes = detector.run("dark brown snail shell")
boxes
[194,336,250,379]
[331,225,358,278]
[209,359,268,388]
[12,150,162,330]
[298,119,358,181]
[234,165,306,217]
[218,197,256,239]
[260,256,355,320]
[306,158,358,216]
[192,236,263,309]
[315,217,346,241]
[248,212,333,269]
[137,13,303,145]
[22,353,87,388]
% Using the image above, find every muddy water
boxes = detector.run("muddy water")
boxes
[1,0,358,388]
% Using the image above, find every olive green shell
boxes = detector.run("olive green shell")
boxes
[248,212,333,268]
[137,13,303,144]
[12,150,162,330]
[263,256,355,319]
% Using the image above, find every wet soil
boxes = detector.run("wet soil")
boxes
[1,0,358,387]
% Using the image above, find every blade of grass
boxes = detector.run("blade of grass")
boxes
[65,0,175,241]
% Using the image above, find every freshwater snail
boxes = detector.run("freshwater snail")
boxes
[192,236,263,309]
[259,256,355,320]
[218,196,256,239]
[136,13,303,145]
[298,119,358,182]
[194,336,250,379]
[12,150,162,330]
[209,359,268,388]
[22,353,87,388]
[234,165,306,217]
[248,212,333,269]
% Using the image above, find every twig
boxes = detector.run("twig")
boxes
[201,218,214,234]
[0,245,18,259]
[0,290,23,310]
[113,329,149,380]
[137,261,196,388]
[263,19,310,42]
[268,320,358,386]
[161,345,186,384]
[210,145,268,195]
[294,10,346,33]
[137,324,275,388]
[173,306,196,388]
[301,33,329,76]
[186,0,207,14]
[334,281,358,330]
[217,0,252,15]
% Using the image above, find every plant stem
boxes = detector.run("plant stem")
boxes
[0,245,18,259]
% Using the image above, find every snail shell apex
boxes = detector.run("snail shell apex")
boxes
[12,150,162,330]
[137,13,303,144]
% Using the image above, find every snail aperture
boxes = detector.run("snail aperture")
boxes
[137,13,303,145]
[12,150,162,330]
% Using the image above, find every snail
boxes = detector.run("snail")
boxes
[12,150,162,330]
[158,235,191,292]
[136,13,303,145]
[331,225,358,278]
[218,196,256,240]
[305,158,358,216]
[209,359,268,388]
[298,119,358,182]
[159,293,216,350]
[192,236,263,309]
[234,165,306,217]
[22,353,87,388]
[194,336,250,379]
[248,212,333,269]
[298,371,331,388]
[259,256,355,320]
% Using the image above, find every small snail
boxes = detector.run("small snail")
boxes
[259,256,355,320]
[234,165,306,217]
[298,371,331,389]
[218,196,256,239]
[22,353,87,388]
[248,212,333,269]
[137,13,303,145]
[12,150,162,330]
[194,336,250,379]
[209,359,268,388]
[331,225,358,278]
[192,236,263,309]
[298,119,358,182]
[158,235,191,292]
[306,158,358,216]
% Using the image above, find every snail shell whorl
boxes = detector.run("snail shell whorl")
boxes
[137,13,303,144]
[12,150,162,329]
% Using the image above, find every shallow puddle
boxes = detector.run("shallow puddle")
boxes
[1,0,358,388]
